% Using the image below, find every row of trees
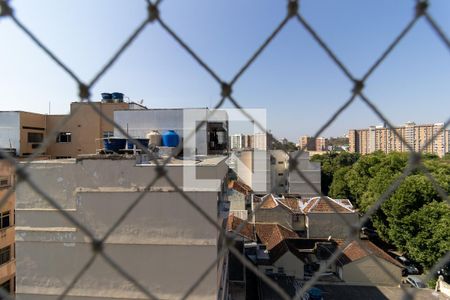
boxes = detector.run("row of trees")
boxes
[312,151,450,269]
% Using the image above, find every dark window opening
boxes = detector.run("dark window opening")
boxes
[56,132,72,143]
[27,132,43,143]
[0,246,11,265]
[0,211,10,229]
[0,279,11,294]
[0,177,8,188]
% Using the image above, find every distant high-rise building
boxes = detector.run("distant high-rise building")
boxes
[315,137,328,151]
[230,133,270,150]
[244,134,254,149]
[299,136,329,152]
[254,133,270,150]
[349,122,448,157]
[300,136,316,151]
[230,134,244,150]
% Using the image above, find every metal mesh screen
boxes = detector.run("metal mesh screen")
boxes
[0,0,449,299]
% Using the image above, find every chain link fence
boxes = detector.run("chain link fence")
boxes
[0,0,449,299]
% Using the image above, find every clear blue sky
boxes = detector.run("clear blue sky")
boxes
[1,0,449,141]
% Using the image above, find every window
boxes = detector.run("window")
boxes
[27,132,43,143]
[56,132,72,143]
[0,279,10,294]
[0,246,10,265]
[0,177,8,188]
[278,161,284,164]
[278,173,283,176]
[293,214,300,222]
[0,212,10,229]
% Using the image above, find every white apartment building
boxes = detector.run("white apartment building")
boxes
[230,134,245,150]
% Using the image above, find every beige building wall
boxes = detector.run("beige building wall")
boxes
[270,150,288,194]
[348,130,356,153]
[340,256,402,286]
[273,252,304,279]
[46,102,129,158]
[349,123,448,157]
[19,112,47,156]
[0,160,16,295]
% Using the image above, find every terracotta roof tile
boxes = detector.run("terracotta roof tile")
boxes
[230,180,253,196]
[259,194,278,209]
[304,197,354,213]
[279,197,302,212]
[339,240,402,267]
[255,223,300,250]
[226,215,255,241]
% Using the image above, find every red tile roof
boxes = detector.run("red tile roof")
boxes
[230,180,253,196]
[226,215,255,241]
[303,197,355,213]
[255,223,300,250]
[279,197,302,213]
[269,239,308,263]
[339,240,402,267]
[258,194,278,209]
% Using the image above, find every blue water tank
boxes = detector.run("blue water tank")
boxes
[162,130,179,147]
[127,138,149,150]
[103,138,126,152]
[101,93,112,100]
[112,92,124,102]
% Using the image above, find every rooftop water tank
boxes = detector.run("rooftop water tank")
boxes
[103,138,126,153]
[146,130,162,146]
[101,93,113,103]
[112,92,124,103]
[127,138,149,150]
[162,130,179,147]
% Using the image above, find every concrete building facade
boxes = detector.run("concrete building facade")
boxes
[15,156,229,299]
[299,136,316,151]
[0,159,16,296]
[0,101,139,158]
[349,122,449,157]
[288,151,321,198]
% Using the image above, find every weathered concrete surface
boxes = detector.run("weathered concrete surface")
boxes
[16,157,228,299]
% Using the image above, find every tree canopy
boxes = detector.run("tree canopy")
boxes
[313,151,450,270]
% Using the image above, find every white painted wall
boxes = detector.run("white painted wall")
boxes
[0,112,20,155]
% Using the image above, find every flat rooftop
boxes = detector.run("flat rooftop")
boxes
[25,154,228,167]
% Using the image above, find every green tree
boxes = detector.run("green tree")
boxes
[403,201,450,268]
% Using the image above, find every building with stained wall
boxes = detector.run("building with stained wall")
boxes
[15,155,229,300]
[0,159,16,295]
